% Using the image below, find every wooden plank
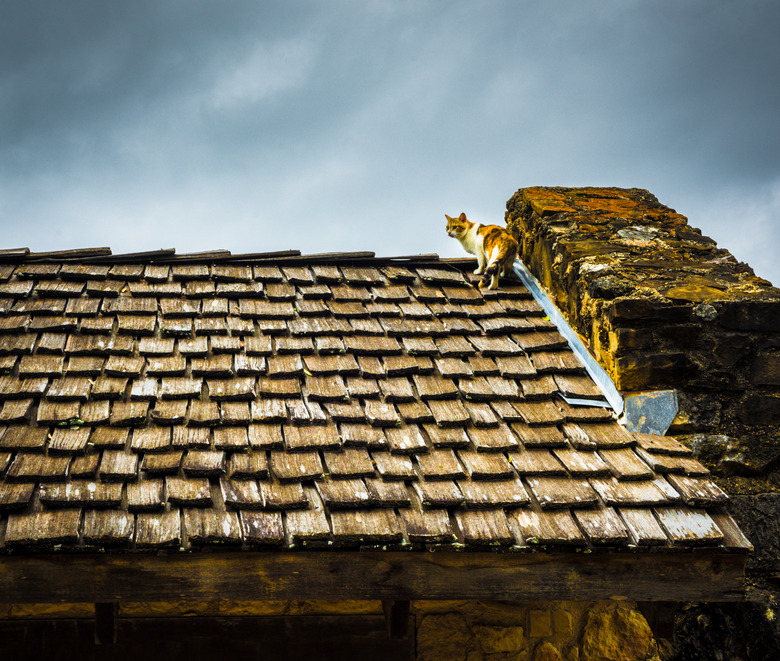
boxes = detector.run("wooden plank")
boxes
[457,478,531,509]
[165,477,212,506]
[317,478,371,509]
[454,510,514,545]
[416,449,465,480]
[654,506,724,546]
[285,488,330,541]
[183,509,242,546]
[508,448,566,476]
[127,480,165,511]
[4,509,81,546]
[135,510,181,548]
[0,549,746,603]
[411,479,463,508]
[240,511,285,545]
[462,401,500,427]
[427,399,470,427]
[398,507,455,543]
[227,452,269,480]
[511,509,585,547]
[422,425,470,449]
[322,448,375,478]
[598,448,654,481]
[372,452,415,481]
[552,448,610,476]
[634,447,710,476]
[39,480,122,508]
[283,424,341,452]
[525,476,599,509]
[632,431,691,456]
[466,425,519,452]
[270,451,324,482]
[573,508,630,545]
[710,511,754,552]
[457,450,514,480]
[340,423,386,448]
[83,510,135,546]
[384,426,427,454]
[618,508,668,546]
[665,474,729,507]
[589,477,679,507]
[364,478,411,508]
[330,509,403,543]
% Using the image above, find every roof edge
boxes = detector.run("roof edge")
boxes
[0,550,746,604]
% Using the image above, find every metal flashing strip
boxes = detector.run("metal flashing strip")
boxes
[558,393,611,409]
[622,390,678,435]
[512,259,624,415]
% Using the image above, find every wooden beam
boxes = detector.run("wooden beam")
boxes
[0,551,746,605]
[382,600,411,639]
[94,602,118,645]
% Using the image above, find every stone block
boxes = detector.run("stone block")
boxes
[534,641,564,661]
[717,300,780,332]
[712,333,755,369]
[728,495,780,574]
[752,353,780,386]
[588,276,634,300]
[613,352,697,390]
[553,610,573,636]
[581,608,656,661]
[529,610,552,638]
[473,625,525,654]
[609,299,691,325]
[417,613,471,661]
[609,328,653,355]
[737,392,780,425]
[656,324,701,348]
[663,283,728,303]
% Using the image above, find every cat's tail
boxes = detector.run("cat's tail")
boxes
[478,240,518,289]
[479,262,501,289]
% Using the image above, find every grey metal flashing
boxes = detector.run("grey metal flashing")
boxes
[512,259,624,415]
[558,393,611,408]
[622,390,679,435]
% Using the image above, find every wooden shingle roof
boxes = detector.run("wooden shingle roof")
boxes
[0,249,749,603]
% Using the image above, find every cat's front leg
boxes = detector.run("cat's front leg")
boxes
[473,255,486,275]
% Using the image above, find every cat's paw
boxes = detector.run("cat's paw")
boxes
[473,268,485,275]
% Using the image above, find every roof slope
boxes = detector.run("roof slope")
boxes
[0,252,750,557]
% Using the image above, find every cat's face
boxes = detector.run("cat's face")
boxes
[445,213,470,238]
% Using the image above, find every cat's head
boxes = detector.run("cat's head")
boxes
[445,212,470,238]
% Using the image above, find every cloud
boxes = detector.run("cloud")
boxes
[208,36,318,111]
[0,0,778,287]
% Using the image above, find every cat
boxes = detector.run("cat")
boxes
[445,212,518,289]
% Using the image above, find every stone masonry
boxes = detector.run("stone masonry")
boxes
[506,186,780,659]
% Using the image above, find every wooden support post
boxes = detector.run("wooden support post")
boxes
[94,602,118,645]
[382,600,411,639]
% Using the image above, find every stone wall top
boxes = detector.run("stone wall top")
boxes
[505,186,780,490]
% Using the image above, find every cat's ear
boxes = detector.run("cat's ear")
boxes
[444,214,453,221]
[459,213,467,221]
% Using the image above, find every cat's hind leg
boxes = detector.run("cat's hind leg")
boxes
[478,261,500,289]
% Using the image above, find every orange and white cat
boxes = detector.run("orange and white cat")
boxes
[445,213,518,289]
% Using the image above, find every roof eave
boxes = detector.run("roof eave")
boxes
[0,549,747,604]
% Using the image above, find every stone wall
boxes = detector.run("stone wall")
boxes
[505,186,780,659]
[506,187,780,455]
[414,600,666,661]
[0,599,668,661]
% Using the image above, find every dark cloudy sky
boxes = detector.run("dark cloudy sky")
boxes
[2,1,779,284]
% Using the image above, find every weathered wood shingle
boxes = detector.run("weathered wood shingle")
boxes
[0,254,746,558]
